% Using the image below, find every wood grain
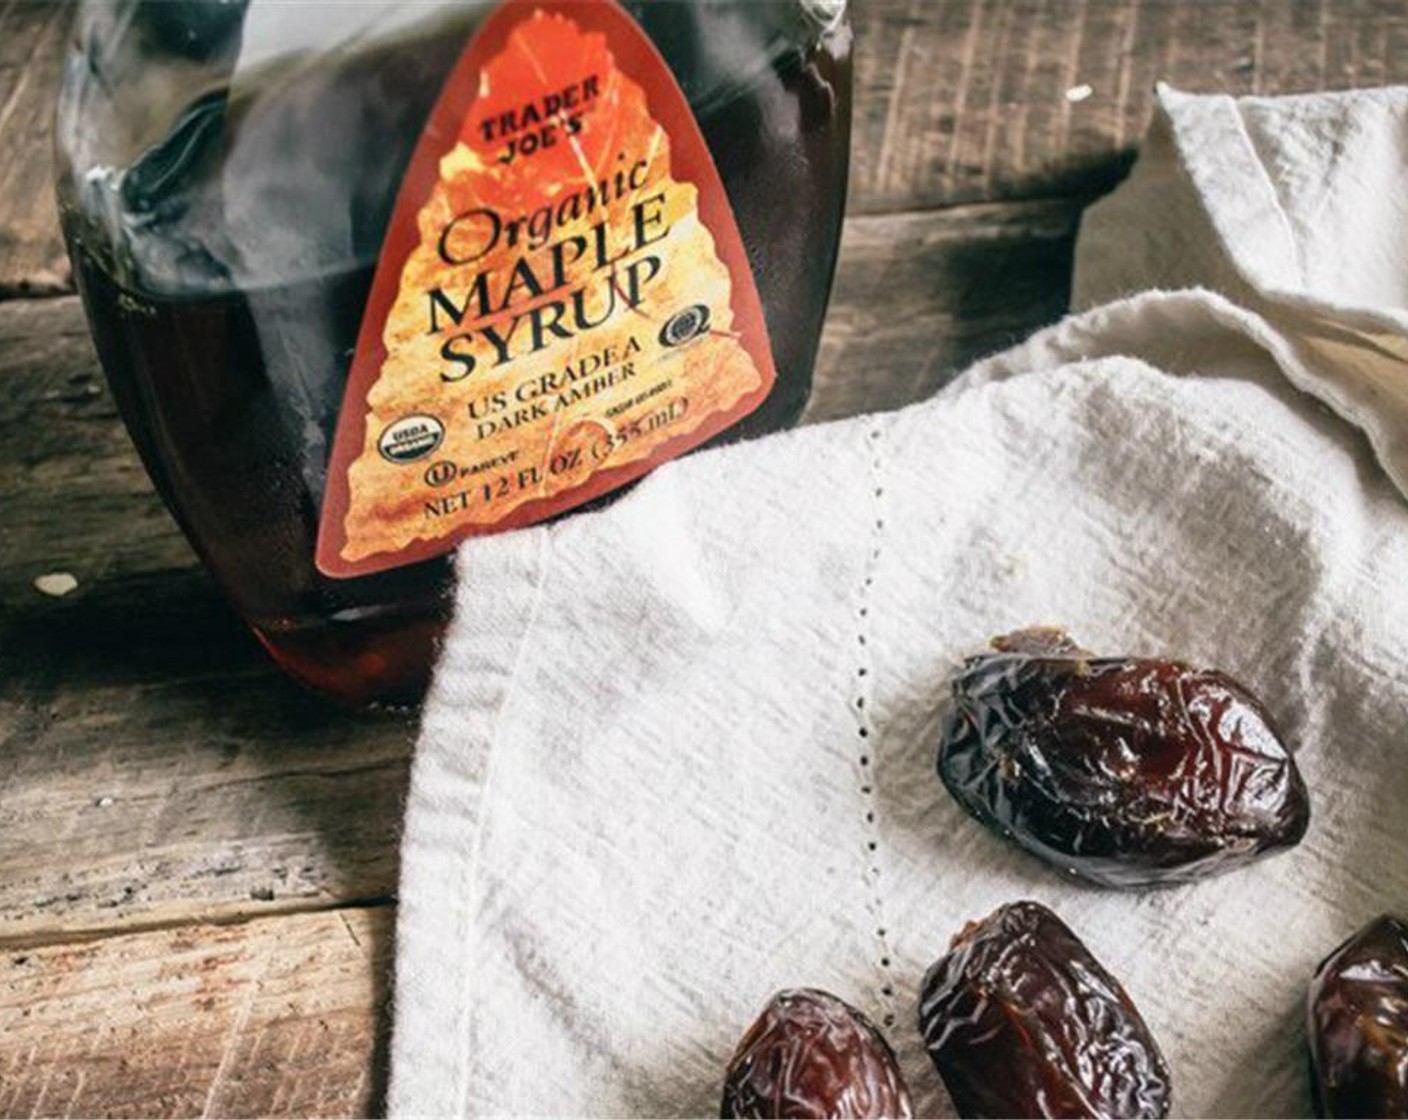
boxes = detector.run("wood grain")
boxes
[809,198,1078,422]
[0,296,414,946]
[0,907,391,1118]
[0,0,69,296]
[0,198,1075,948]
[851,0,1408,213]
[10,0,1408,291]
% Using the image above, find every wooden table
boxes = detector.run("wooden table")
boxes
[3,1,1406,1114]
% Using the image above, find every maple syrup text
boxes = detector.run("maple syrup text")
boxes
[427,185,672,381]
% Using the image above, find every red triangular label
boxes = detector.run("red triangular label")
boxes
[316,0,776,578]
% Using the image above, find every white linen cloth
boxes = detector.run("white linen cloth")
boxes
[390,85,1408,1118]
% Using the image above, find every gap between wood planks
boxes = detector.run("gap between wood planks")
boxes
[0,895,398,955]
[0,191,1093,304]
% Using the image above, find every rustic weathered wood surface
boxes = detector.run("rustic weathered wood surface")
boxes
[0,1,70,297]
[0,909,392,1117]
[3,0,1407,1114]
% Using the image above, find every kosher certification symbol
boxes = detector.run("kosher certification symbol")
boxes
[659,303,711,348]
[378,414,445,464]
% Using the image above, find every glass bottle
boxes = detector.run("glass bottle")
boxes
[55,0,852,704]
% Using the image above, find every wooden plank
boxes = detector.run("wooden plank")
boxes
[0,641,411,947]
[0,0,69,296]
[808,197,1078,422]
[0,907,390,1118]
[850,0,1408,213]
[10,0,1408,286]
[0,296,413,944]
[0,198,1075,946]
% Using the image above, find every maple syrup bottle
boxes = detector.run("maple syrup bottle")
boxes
[56,0,852,705]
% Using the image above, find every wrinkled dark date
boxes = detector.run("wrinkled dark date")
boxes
[721,988,914,1119]
[1308,914,1408,1118]
[936,627,1311,887]
[918,901,1171,1119]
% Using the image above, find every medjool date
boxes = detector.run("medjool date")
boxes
[721,988,913,1119]
[918,900,1171,1119]
[936,627,1310,887]
[1308,914,1408,1118]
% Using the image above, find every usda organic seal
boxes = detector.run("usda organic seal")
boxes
[378,414,445,464]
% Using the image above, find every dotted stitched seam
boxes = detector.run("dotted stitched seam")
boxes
[855,425,896,1029]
